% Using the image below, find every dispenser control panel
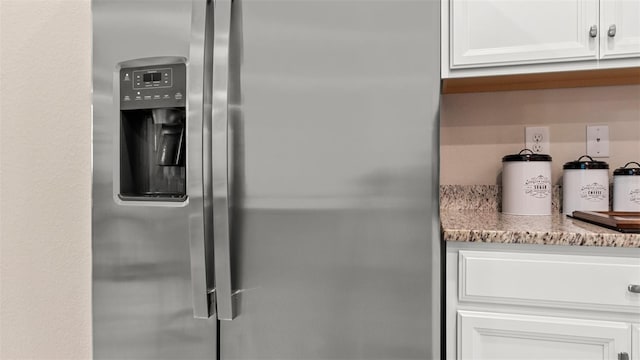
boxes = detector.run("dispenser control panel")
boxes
[132,68,172,89]
[120,62,186,110]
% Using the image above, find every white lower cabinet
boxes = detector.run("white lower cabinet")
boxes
[458,311,630,360]
[446,243,640,360]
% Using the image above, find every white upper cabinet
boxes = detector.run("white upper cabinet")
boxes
[443,0,640,77]
[600,0,640,59]
[450,0,599,68]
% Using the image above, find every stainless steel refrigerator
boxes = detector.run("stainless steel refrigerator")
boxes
[92,0,441,358]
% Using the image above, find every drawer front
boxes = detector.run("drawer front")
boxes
[459,251,640,312]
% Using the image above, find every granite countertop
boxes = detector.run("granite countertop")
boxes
[441,210,640,248]
[440,185,640,248]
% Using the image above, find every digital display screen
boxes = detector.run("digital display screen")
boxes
[143,73,161,82]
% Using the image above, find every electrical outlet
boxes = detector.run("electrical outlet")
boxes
[525,126,550,154]
[586,125,609,157]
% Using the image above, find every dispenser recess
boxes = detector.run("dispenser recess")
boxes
[117,58,187,202]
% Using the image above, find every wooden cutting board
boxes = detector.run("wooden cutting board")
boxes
[571,211,640,233]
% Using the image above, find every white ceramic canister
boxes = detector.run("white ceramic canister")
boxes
[502,149,552,215]
[562,155,609,215]
[613,162,640,211]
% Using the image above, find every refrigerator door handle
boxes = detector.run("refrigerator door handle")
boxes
[212,0,236,321]
[187,0,216,319]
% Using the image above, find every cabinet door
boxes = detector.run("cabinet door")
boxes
[450,0,599,68]
[458,311,630,360]
[600,0,640,59]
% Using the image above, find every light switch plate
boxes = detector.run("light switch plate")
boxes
[586,125,609,157]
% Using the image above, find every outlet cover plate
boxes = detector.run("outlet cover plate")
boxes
[587,125,609,157]
[525,126,550,154]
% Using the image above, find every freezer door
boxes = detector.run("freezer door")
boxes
[92,0,217,358]
[218,0,441,359]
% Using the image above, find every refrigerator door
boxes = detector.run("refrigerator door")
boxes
[219,0,440,358]
[92,0,217,358]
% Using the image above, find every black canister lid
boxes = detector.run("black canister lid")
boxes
[502,149,552,162]
[613,162,640,176]
[563,155,609,169]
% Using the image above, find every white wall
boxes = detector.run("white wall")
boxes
[441,84,640,185]
[0,0,92,358]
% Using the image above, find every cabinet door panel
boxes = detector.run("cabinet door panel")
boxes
[600,0,640,59]
[450,0,599,68]
[458,311,630,360]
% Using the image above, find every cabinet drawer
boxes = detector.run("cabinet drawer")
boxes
[459,251,640,312]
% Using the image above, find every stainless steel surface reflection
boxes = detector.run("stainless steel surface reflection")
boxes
[92,0,216,358]
[93,0,440,358]
[223,208,437,359]
[220,0,441,358]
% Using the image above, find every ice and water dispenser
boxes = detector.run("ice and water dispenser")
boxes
[118,59,187,202]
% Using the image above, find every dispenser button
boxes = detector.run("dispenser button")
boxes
[134,96,142,101]
[144,95,152,100]
[123,95,131,101]
[163,94,170,99]
[153,95,161,100]
[175,92,183,100]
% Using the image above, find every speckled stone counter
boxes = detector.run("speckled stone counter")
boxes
[440,185,640,248]
[441,210,640,248]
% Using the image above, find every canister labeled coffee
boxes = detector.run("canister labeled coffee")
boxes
[502,149,552,215]
[563,155,609,215]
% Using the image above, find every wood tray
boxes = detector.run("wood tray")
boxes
[571,211,640,233]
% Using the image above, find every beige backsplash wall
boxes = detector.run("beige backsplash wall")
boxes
[440,84,640,185]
